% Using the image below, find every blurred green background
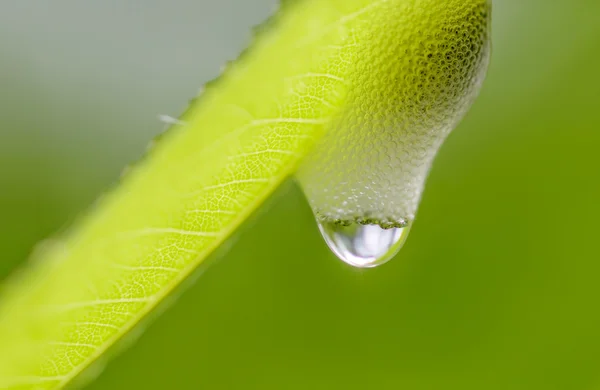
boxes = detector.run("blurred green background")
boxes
[1,0,600,389]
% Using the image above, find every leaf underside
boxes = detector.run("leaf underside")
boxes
[0,1,367,388]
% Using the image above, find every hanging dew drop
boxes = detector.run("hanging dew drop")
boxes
[317,221,411,268]
[295,1,492,267]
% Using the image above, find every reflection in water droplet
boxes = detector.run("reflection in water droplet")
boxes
[317,221,411,268]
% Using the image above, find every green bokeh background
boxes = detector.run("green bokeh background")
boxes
[2,1,600,389]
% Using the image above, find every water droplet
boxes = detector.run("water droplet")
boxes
[317,221,411,268]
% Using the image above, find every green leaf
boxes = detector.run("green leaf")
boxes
[0,0,490,388]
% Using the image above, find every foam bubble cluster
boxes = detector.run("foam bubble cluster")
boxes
[297,0,491,227]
